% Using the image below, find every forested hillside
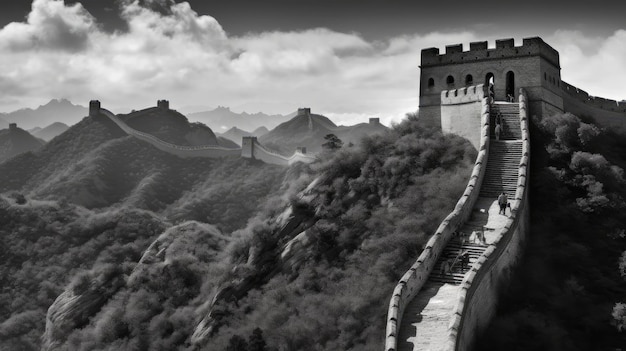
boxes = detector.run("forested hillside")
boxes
[476,112,626,350]
[0,113,477,350]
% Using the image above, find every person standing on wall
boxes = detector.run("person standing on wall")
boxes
[495,121,502,140]
[498,192,508,215]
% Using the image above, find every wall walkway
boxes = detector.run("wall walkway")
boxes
[97,108,315,165]
[385,89,530,351]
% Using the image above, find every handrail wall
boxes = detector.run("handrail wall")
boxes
[384,89,491,351]
[446,88,530,351]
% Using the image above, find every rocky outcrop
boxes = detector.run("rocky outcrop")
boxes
[43,270,124,350]
[191,178,321,345]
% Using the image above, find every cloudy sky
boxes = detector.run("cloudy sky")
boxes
[0,0,624,125]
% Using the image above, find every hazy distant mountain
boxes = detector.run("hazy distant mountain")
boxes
[0,125,45,163]
[188,106,290,133]
[219,126,270,146]
[1,99,88,129]
[253,126,270,136]
[31,122,70,141]
[0,116,8,129]
[259,112,388,154]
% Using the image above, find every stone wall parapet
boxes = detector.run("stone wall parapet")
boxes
[384,95,491,351]
[446,88,531,351]
[441,84,487,105]
[561,81,626,113]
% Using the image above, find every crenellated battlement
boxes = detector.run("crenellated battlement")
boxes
[441,84,487,105]
[421,37,560,68]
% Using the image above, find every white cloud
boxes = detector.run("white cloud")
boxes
[548,30,626,101]
[0,0,96,52]
[0,0,624,129]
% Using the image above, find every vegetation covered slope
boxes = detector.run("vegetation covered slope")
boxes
[192,115,477,350]
[0,126,45,163]
[476,112,626,351]
[120,108,222,147]
[0,114,285,232]
[1,113,476,351]
[260,113,387,155]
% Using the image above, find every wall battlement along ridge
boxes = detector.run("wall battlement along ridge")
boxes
[421,37,560,68]
[94,103,317,165]
[561,81,626,112]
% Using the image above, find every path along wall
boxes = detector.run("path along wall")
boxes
[384,88,491,351]
[445,88,531,351]
[561,81,626,130]
[440,84,487,150]
[100,109,242,158]
[250,139,317,166]
[100,108,317,164]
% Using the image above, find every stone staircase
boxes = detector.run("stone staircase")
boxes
[394,100,523,351]
[479,141,522,198]
[429,238,487,284]
[490,102,521,140]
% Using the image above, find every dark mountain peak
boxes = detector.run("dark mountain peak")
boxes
[120,107,219,146]
[0,124,45,163]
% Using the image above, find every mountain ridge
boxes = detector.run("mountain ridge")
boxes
[1,99,88,129]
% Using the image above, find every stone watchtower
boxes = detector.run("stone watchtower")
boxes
[157,100,170,110]
[89,100,101,117]
[241,136,256,159]
[419,37,564,127]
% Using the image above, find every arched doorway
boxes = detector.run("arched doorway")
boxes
[506,71,515,101]
[485,73,494,99]
[485,73,494,86]
[465,74,473,86]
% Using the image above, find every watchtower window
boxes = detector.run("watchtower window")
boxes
[465,74,473,86]
[446,75,455,85]
[544,72,547,80]
[428,78,435,88]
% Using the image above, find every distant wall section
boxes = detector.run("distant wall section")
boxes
[243,137,316,166]
[96,103,318,165]
[561,81,626,129]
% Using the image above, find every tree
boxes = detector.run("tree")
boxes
[248,328,267,351]
[322,134,343,151]
[226,334,248,351]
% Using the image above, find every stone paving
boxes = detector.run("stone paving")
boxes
[396,197,511,351]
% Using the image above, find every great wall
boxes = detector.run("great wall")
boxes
[57,37,626,351]
[385,37,625,351]
[89,100,317,166]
